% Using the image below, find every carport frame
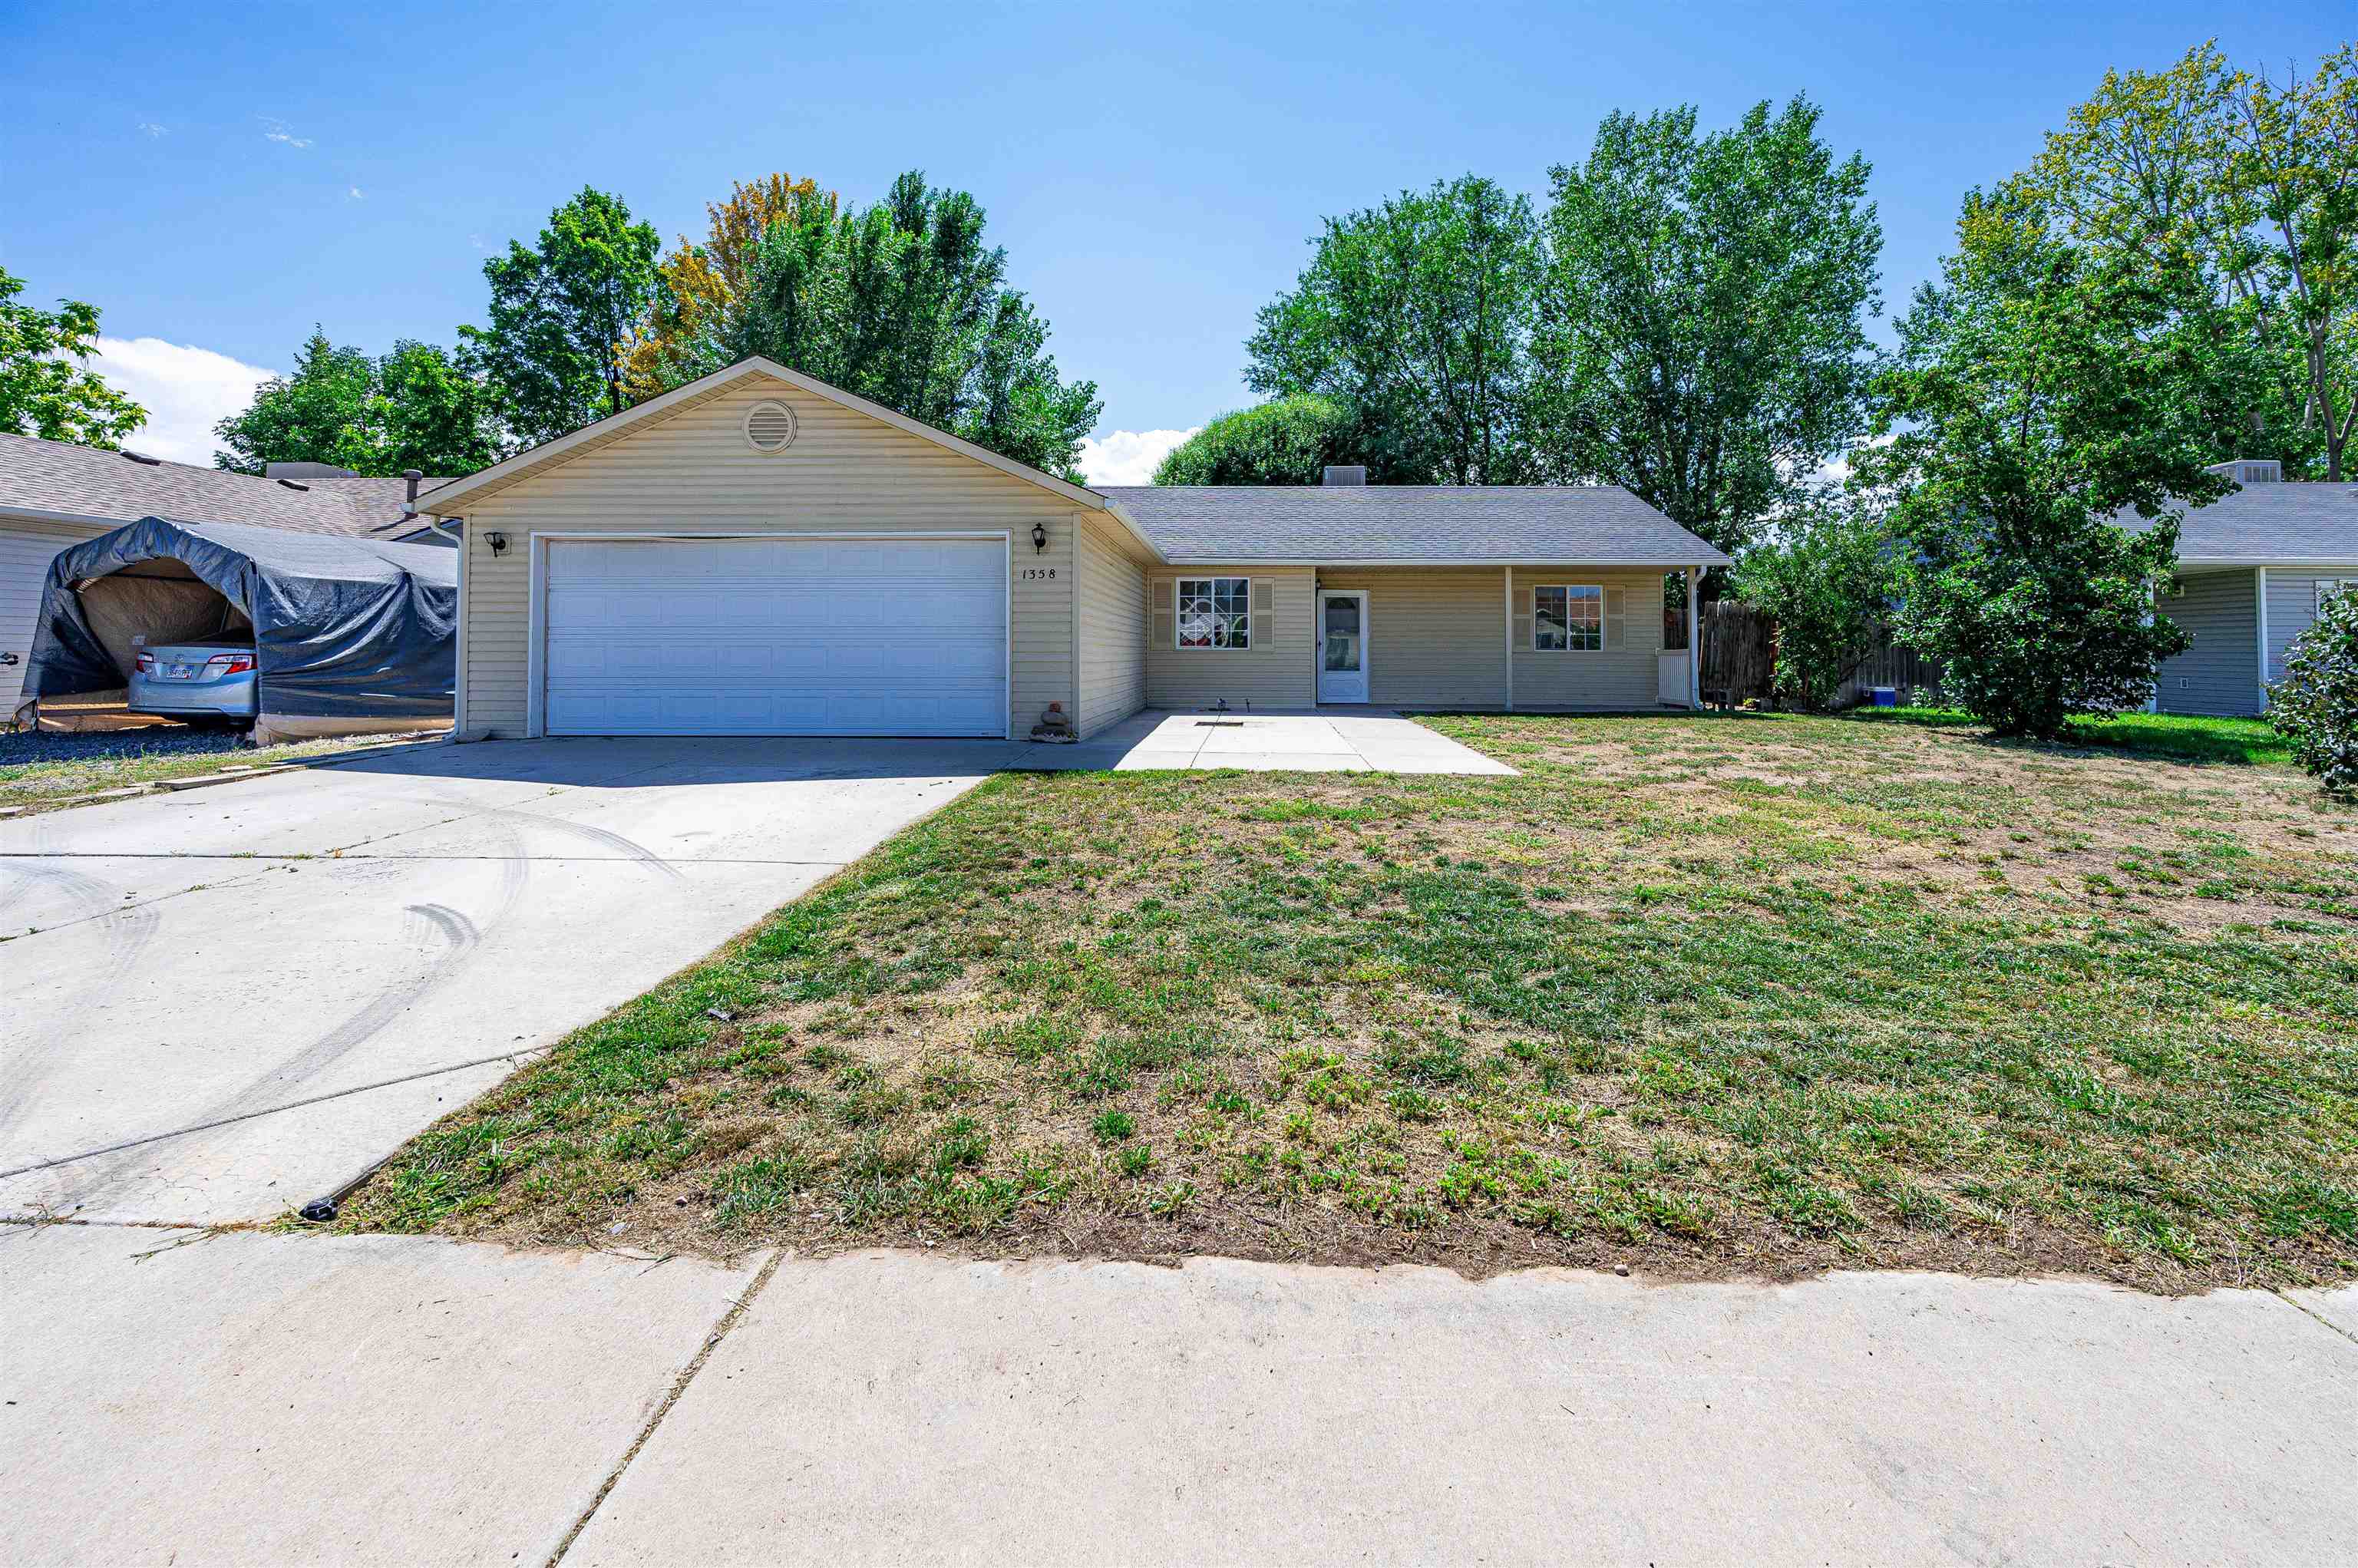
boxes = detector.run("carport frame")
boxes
[521,529,1017,740]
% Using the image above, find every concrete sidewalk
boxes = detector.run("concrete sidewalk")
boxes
[7,1223,2352,1566]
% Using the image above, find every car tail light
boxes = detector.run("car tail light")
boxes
[203,653,256,675]
[134,652,155,673]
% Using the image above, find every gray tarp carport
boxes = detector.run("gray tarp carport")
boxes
[15,515,456,742]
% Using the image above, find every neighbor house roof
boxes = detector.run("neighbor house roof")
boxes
[2120,481,2358,567]
[0,434,446,539]
[1098,485,1734,566]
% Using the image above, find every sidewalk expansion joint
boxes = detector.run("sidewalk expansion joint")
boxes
[547,1247,788,1566]
[2273,1289,2358,1348]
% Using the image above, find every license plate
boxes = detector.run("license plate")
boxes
[167,663,197,678]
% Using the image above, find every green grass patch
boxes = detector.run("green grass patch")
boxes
[339,713,2357,1291]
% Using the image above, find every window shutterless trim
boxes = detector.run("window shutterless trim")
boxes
[1175,575,1251,651]
[1530,583,1603,652]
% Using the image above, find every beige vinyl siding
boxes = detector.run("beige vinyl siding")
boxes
[455,375,1082,738]
[2,517,107,711]
[1509,569,1666,710]
[2266,569,2358,686]
[2156,569,2261,716]
[1146,566,1314,710]
[1075,512,1148,737]
[1314,568,1507,708]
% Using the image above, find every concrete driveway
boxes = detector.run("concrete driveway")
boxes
[0,715,1498,1226]
[0,737,999,1224]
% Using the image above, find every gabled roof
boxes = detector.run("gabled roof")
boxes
[417,356,1121,520]
[2120,481,2358,566]
[0,433,441,539]
[1100,485,1733,566]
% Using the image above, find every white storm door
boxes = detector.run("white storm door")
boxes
[1316,589,1369,705]
[541,536,1006,736]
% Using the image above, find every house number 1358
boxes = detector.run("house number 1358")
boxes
[1022,567,1057,580]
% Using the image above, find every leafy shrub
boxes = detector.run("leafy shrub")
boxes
[2268,583,2358,794]
[1732,501,1895,710]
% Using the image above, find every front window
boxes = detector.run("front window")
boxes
[1533,585,1602,652]
[1178,578,1250,649]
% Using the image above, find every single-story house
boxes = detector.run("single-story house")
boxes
[2139,460,2358,718]
[0,434,446,711]
[414,357,1732,741]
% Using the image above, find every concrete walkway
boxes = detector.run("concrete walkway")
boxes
[1070,708,1516,774]
[5,1223,2352,1566]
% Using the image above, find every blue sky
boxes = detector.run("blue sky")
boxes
[4,2,2350,475]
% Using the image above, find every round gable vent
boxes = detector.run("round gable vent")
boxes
[743,400,799,454]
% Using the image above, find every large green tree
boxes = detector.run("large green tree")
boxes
[213,331,502,476]
[2016,42,2358,479]
[1247,176,1541,484]
[1533,97,1881,559]
[658,171,1100,479]
[1859,196,2229,737]
[462,187,659,447]
[1151,394,1370,485]
[0,267,145,447]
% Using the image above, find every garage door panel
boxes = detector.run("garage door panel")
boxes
[542,538,1008,737]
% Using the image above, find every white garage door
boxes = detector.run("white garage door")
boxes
[542,536,1007,737]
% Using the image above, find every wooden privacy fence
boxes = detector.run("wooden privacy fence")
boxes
[1696,604,1944,710]
[1699,602,1775,708]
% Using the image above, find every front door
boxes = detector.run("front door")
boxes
[1317,589,1369,704]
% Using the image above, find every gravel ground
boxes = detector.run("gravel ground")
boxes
[0,728,253,767]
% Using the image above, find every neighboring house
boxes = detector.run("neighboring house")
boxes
[0,434,449,711]
[2137,460,2358,718]
[418,357,1730,741]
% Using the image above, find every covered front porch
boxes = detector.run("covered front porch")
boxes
[1141,564,1703,714]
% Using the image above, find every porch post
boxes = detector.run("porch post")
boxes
[1686,566,1701,709]
[1503,566,1514,711]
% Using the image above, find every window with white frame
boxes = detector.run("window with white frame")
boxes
[1532,584,1603,651]
[1177,577,1250,649]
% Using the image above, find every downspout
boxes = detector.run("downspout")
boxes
[1687,567,1702,710]
[2254,567,2270,715]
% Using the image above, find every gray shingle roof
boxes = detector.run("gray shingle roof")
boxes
[0,434,449,539]
[2119,481,2358,565]
[1100,484,1732,566]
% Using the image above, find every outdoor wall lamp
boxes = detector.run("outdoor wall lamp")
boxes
[484,530,510,556]
[1031,521,1048,553]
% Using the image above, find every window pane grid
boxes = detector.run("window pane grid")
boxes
[1177,577,1250,649]
[1533,585,1602,652]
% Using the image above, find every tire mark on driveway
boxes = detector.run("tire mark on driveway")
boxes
[0,863,160,1144]
[50,840,533,1213]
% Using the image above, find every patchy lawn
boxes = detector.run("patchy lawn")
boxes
[339,713,2358,1292]
[0,727,444,814]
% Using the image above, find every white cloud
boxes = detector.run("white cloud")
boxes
[137,121,166,137]
[84,338,279,465]
[348,187,364,200]
[259,117,312,149]
[1078,427,1199,487]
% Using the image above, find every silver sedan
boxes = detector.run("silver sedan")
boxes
[129,642,259,728]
